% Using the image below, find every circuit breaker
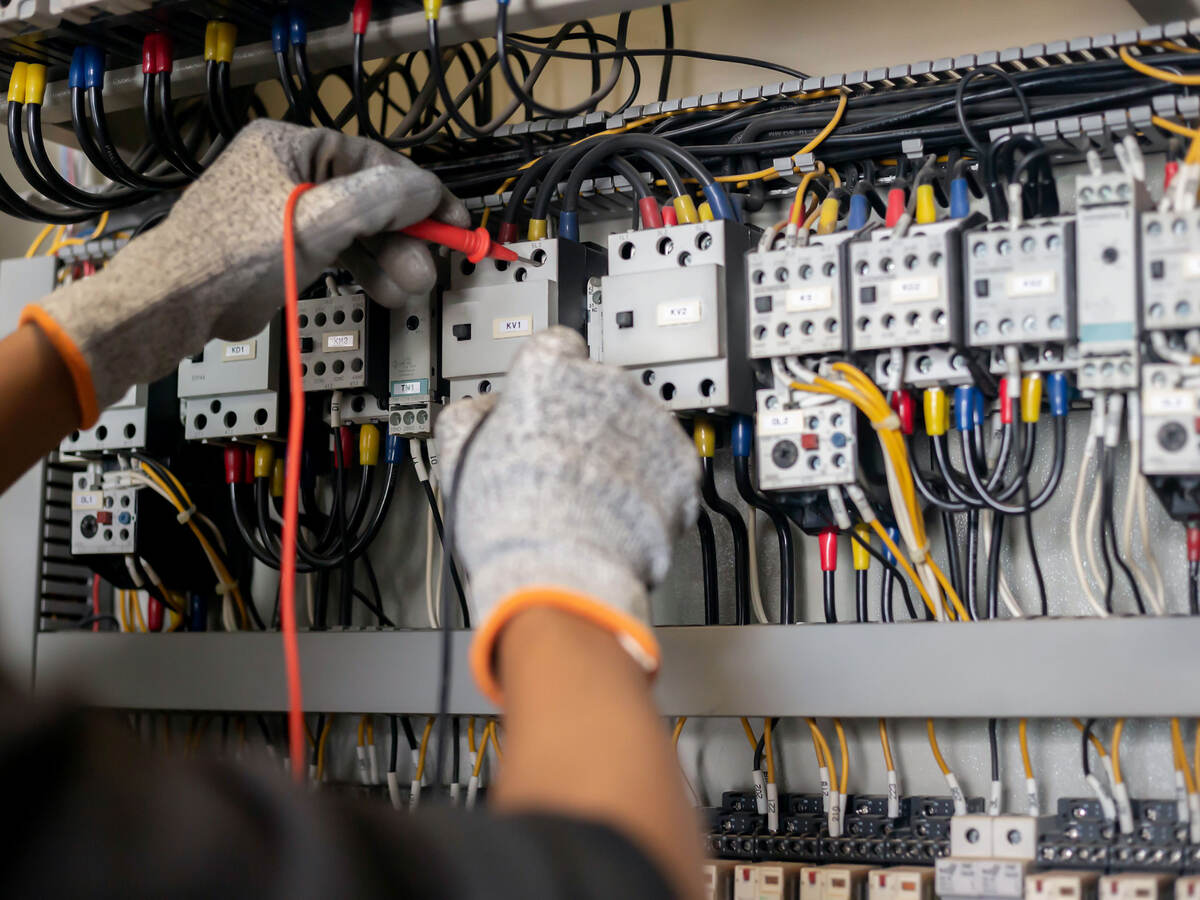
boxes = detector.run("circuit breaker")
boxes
[71,468,138,557]
[441,239,604,401]
[599,220,756,414]
[177,320,282,442]
[298,292,388,396]
[1140,363,1200,476]
[1141,208,1200,333]
[848,218,975,353]
[964,217,1076,373]
[1074,171,1149,391]
[388,291,438,438]
[60,375,177,455]
[754,389,858,491]
[746,232,853,359]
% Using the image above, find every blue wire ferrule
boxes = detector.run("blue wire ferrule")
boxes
[83,46,105,90]
[949,177,971,219]
[69,47,85,90]
[953,386,973,432]
[271,13,289,52]
[731,415,753,458]
[557,210,580,242]
[702,183,736,221]
[288,9,308,46]
[1048,372,1069,417]
[188,594,208,632]
[847,193,869,230]
[969,387,985,428]
[385,434,406,465]
[882,525,899,564]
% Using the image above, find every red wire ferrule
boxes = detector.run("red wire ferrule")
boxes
[147,597,164,633]
[1188,526,1200,562]
[661,204,678,227]
[496,221,519,244]
[885,187,906,228]
[998,377,1013,425]
[336,426,355,469]
[819,529,838,572]
[142,34,160,74]
[352,0,373,35]
[889,390,914,435]
[639,197,664,229]
[1165,160,1180,192]
[223,446,244,485]
[241,448,255,485]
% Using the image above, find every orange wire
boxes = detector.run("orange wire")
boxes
[282,182,316,782]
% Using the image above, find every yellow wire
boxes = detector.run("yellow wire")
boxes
[1172,719,1198,794]
[878,719,895,772]
[415,716,435,781]
[131,590,147,633]
[1071,718,1109,757]
[1120,44,1200,85]
[809,722,826,768]
[25,224,55,258]
[1194,721,1200,793]
[45,211,111,257]
[763,718,776,785]
[740,717,759,750]
[117,590,129,632]
[488,720,504,761]
[787,165,826,227]
[316,715,333,781]
[1152,115,1200,140]
[1018,719,1034,779]
[833,718,850,795]
[926,719,952,776]
[672,716,687,748]
[805,718,837,797]
[357,715,369,747]
[472,724,492,778]
[468,717,477,754]
[1111,718,1126,785]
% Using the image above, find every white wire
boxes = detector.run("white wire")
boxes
[978,510,1024,618]
[1136,475,1167,612]
[425,500,439,629]
[1120,438,1165,615]
[747,509,770,624]
[1069,432,1108,617]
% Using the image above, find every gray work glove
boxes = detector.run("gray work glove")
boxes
[22,119,466,427]
[435,327,700,705]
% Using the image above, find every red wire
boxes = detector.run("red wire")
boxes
[91,574,101,632]
[282,182,316,782]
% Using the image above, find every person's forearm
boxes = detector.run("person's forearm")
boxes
[0,324,80,493]
[494,608,703,900]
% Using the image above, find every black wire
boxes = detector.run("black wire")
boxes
[361,552,390,627]
[1097,442,1117,614]
[848,528,914,623]
[1012,415,1048,616]
[954,67,1034,157]
[822,570,837,624]
[944,510,964,613]
[986,513,1005,621]
[333,436,354,628]
[733,456,795,625]
[293,44,337,128]
[389,716,400,772]
[753,718,779,770]
[86,86,188,191]
[402,716,418,752]
[421,479,470,628]
[1190,561,1200,615]
[206,60,235,140]
[966,509,980,620]
[881,574,894,624]
[275,49,305,121]
[75,614,120,630]
[657,5,675,101]
[452,717,461,785]
[988,718,1000,783]
[697,509,719,625]
[1081,718,1097,778]
[701,457,750,626]
[312,714,324,766]
[855,570,869,623]
[1101,446,1146,614]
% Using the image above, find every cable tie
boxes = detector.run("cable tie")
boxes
[872,413,901,432]
[908,543,930,565]
[215,581,236,596]
[176,505,196,525]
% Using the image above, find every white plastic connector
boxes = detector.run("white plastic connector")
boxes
[387,771,402,809]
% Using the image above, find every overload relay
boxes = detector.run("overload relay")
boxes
[754,389,858,491]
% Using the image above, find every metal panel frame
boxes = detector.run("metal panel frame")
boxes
[33,618,1200,717]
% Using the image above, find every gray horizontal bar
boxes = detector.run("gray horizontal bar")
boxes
[34,618,1200,718]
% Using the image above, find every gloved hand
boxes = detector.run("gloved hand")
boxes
[22,119,466,427]
[435,327,700,705]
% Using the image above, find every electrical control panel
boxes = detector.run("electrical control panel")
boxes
[388,291,438,438]
[1074,172,1148,391]
[1140,363,1200,476]
[176,320,282,442]
[848,219,971,352]
[964,217,1076,373]
[70,470,138,557]
[600,220,756,414]
[754,389,858,491]
[298,291,388,396]
[746,232,853,359]
[1141,209,1200,333]
[441,239,605,401]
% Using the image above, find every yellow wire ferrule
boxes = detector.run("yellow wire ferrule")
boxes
[24,64,46,106]
[253,441,275,479]
[270,459,285,499]
[693,417,716,458]
[424,0,443,20]
[1020,374,1043,424]
[673,195,700,224]
[923,387,949,436]
[8,62,28,104]
[817,196,840,235]
[214,22,237,63]
[851,523,871,570]
[698,201,715,222]
[359,423,381,467]
[204,21,219,61]
[914,183,937,225]
[526,218,548,241]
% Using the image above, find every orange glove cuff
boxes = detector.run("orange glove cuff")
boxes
[20,303,99,428]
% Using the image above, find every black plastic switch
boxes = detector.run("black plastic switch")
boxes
[452,323,472,342]
[615,311,634,329]
[299,336,315,353]
[860,286,876,304]
[974,279,989,298]
[755,295,774,313]
[1151,260,1165,280]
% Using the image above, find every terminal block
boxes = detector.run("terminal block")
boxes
[177,319,282,442]
[1141,208,1200,333]
[964,216,1076,373]
[71,465,138,557]
[1140,363,1200,476]
[388,291,438,438]
[60,373,177,456]
[848,217,977,353]
[599,220,756,414]
[298,292,388,396]
[1074,171,1150,391]
[754,389,858,491]
[746,232,854,359]
[441,238,605,401]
